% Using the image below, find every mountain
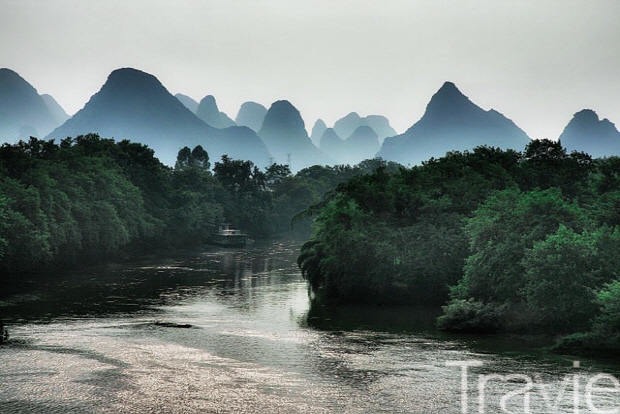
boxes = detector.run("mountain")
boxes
[310,119,327,147]
[377,82,531,165]
[0,68,61,141]
[41,94,70,125]
[344,125,380,164]
[333,112,397,143]
[362,115,397,143]
[175,93,199,113]
[46,68,270,166]
[319,128,345,161]
[558,109,620,158]
[235,101,267,132]
[319,126,380,165]
[333,112,363,140]
[258,100,334,171]
[196,95,236,129]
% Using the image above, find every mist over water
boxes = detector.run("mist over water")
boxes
[1,241,619,413]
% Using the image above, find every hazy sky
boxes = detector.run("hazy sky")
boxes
[2,0,619,139]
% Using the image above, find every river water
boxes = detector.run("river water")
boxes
[1,241,619,413]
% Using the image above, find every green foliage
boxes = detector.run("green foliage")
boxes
[0,136,217,272]
[519,138,594,198]
[589,280,620,346]
[175,145,210,171]
[298,141,620,351]
[521,226,620,332]
[459,187,589,303]
[436,299,502,333]
[0,176,52,271]
[552,280,620,356]
[213,155,272,237]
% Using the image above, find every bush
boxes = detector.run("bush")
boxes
[436,298,502,333]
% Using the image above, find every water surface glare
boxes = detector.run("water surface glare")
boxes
[1,241,619,413]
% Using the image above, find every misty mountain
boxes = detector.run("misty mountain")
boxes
[333,112,363,140]
[310,119,327,147]
[377,81,531,165]
[319,128,345,160]
[344,125,381,164]
[46,68,271,166]
[175,93,199,113]
[235,101,267,132]
[0,68,62,141]
[558,109,620,158]
[333,112,397,143]
[319,125,380,165]
[362,115,397,142]
[41,94,70,126]
[258,100,334,171]
[196,95,236,129]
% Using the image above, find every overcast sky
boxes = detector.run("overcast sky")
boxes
[2,0,619,139]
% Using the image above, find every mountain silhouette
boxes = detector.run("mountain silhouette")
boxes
[319,128,345,161]
[344,125,380,164]
[235,101,267,132]
[334,112,363,140]
[310,119,327,147]
[46,68,270,166]
[196,95,236,129]
[175,93,199,113]
[333,112,397,143]
[362,115,397,143]
[258,100,334,171]
[319,125,380,165]
[41,94,70,126]
[377,82,531,165]
[558,109,620,158]
[0,68,61,141]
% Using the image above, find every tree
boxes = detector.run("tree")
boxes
[521,225,620,332]
[265,163,291,189]
[213,155,271,237]
[457,187,590,304]
[191,145,210,170]
[175,146,193,170]
[519,139,594,198]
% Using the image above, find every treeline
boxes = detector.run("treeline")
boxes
[298,139,620,355]
[0,134,400,276]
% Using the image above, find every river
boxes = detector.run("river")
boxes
[1,240,619,413]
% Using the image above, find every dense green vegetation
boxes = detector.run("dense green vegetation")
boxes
[4,133,620,355]
[298,139,620,355]
[0,134,399,276]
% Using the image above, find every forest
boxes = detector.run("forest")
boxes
[298,139,620,356]
[0,134,398,275]
[2,134,620,355]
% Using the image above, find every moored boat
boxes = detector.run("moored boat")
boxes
[209,223,249,247]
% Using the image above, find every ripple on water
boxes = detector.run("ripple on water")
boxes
[2,242,620,413]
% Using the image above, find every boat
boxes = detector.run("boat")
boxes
[208,223,249,247]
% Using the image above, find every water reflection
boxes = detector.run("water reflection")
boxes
[0,241,301,323]
[1,240,620,413]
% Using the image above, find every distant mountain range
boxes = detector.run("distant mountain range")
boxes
[3,67,620,169]
[377,82,532,165]
[195,95,236,129]
[333,112,396,144]
[45,68,271,166]
[0,68,64,141]
[319,125,380,165]
[175,93,199,113]
[236,101,268,133]
[559,109,620,158]
[258,100,334,170]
